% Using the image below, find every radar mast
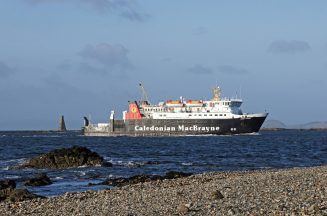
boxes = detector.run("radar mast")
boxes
[139,83,150,104]
[212,86,221,101]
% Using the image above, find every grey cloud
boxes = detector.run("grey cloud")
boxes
[78,43,132,72]
[56,59,73,71]
[268,40,311,54]
[218,65,249,75]
[120,8,149,22]
[0,61,13,78]
[186,65,213,75]
[25,0,149,22]
[193,27,207,36]
[78,62,108,75]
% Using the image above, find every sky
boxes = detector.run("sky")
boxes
[0,0,327,130]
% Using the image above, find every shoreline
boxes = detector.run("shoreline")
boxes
[1,166,326,215]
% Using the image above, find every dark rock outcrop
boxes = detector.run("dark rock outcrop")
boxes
[0,180,16,201]
[6,189,40,202]
[24,173,52,187]
[0,179,16,190]
[165,171,192,179]
[101,174,162,187]
[0,179,41,202]
[100,171,192,187]
[19,146,112,169]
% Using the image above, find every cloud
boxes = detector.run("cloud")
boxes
[78,43,132,73]
[268,40,311,54]
[120,8,149,22]
[78,62,108,75]
[193,27,207,36]
[25,0,149,22]
[218,65,249,75]
[56,59,73,71]
[186,64,213,75]
[0,61,13,78]
[79,43,129,66]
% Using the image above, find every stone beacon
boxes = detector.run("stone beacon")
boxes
[82,84,268,136]
[59,115,67,132]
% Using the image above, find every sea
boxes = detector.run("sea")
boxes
[0,130,326,197]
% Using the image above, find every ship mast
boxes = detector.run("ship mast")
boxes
[139,83,150,104]
[212,86,221,101]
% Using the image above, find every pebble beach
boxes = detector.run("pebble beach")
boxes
[1,166,326,216]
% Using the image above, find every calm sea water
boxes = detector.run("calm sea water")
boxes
[0,130,326,196]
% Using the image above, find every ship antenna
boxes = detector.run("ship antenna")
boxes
[139,82,150,103]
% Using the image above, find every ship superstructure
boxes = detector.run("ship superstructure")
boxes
[83,84,268,136]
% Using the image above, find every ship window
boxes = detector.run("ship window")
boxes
[224,114,227,116]
[199,114,202,116]
[189,114,192,116]
[215,114,218,116]
[209,114,212,116]
[159,114,162,117]
[204,114,207,116]
[219,114,222,116]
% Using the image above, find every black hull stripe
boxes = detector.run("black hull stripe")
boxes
[83,117,267,136]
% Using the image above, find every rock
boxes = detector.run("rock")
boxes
[19,146,111,169]
[102,174,162,187]
[164,171,192,179]
[101,171,192,187]
[211,190,224,200]
[0,180,16,190]
[0,180,16,201]
[0,179,42,202]
[227,208,236,215]
[102,161,114,167]
[308,204,318,212]
[6,189,41,202]
[177,203,189,215]
[24,173,52,187]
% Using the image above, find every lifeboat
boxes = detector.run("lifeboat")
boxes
[186,100,203,107]
[166,100,183,107]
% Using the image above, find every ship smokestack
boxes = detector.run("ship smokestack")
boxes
[59,115,67,132]
[83,117,89,127]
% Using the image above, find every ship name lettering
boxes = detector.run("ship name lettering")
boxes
[135,125,219,132]
[135,125,176,131]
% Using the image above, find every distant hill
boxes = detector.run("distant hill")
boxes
[262,119,327,130]
[290,121,327,129]
[262,120,287,129]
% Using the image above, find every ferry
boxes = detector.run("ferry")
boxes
[82,84,268,136]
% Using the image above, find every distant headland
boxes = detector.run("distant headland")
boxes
[262,119,327,131]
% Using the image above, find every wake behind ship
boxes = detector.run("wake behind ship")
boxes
[83,84,268,136]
